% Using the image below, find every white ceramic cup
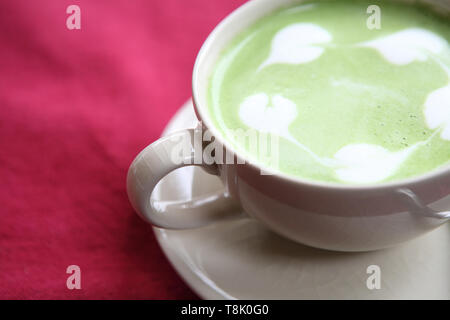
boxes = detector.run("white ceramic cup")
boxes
[127,0,450,252]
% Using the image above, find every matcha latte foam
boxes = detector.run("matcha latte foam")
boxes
[207,0,450,184]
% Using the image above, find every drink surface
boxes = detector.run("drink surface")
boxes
[207,0,450,184]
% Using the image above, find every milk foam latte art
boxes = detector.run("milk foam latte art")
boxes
[208,0,450,184]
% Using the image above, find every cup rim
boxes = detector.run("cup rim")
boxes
[192,0,450,191]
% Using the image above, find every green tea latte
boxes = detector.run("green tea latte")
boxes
[208,0,450,184]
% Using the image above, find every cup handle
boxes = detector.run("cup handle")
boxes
[397,188,450,220]
[127,128,242,229]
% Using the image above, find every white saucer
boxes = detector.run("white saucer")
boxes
[152,99,450,300]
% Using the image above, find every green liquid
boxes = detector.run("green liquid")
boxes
[208,0,450,184]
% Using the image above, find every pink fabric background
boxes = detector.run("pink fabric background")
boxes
[0,0,246,299]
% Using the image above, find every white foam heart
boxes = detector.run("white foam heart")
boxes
[239,93,297,136]
[424,84,450,140]
[258,23,332,70]
[238,93,338,166]
[332,128,441,184]
[333,143,420,184]
[359,28,447,65]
